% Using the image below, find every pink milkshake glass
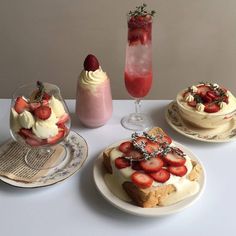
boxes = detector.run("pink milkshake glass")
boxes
[76,78,112,128]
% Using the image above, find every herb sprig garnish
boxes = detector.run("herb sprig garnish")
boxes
[128,3,156,17]
[126,132,184,161]
[30,81,45,103]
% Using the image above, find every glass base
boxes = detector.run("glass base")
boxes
[121,112,152,131]
[24,144,67,170]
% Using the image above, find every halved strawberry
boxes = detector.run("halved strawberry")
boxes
[34,105,51,120]
[168,165,187,177]
[47,130,65,145]
[140,157,164,173]
[131,172,153,189]
[115,157,130,169]
[187,101,197,108]
[145,141,160,153]
[57,113,70,125]
[163,151,186,167]
[150,169,170,183]
[118,141,133,153]
[197,85,210,96]
[204,103,220,113]
[126,149,143,161]
[14,96,29,114]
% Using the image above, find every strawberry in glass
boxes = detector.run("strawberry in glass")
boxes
[121,4,156,131]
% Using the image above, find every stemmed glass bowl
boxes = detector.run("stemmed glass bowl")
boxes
[10,82,71,170]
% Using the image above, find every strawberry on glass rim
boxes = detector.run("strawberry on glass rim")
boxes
[10,81,71,170]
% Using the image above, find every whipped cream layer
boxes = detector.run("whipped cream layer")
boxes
[18,110,35,129]
[32,111,58,139]
[106,143,199,206]
[49,95,66,118]
[176,90,236,116]
[10,108,21,132]
[79,66,108,89]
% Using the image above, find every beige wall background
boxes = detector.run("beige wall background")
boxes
[0,0,236,99]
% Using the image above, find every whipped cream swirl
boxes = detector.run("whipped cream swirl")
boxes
[79,66,107,88]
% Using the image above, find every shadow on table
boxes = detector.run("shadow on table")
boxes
[78,152,174,225]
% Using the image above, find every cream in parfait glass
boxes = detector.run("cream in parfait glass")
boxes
[10,81,71,170]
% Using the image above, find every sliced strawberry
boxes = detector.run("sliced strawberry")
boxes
[163,151,186,167]
[168,165,187,177]
[29,102,41,111]
[140,157,164,173]
[135,137,148,146]
[204,103,220,113]
[83,54,100,71]
[131,172,153,189]
[202,94,212,103]
[25,138,43,147]
[118,141,133,153]
[223,96,229,104]
[115,157,130,169]
[14,96,29,114]
[57,113,70,125]
[47,130,65,145]
[197,85,210,96]
[128,29,148,46]
[145,141,160,153]
[126,149,143,161]
[34,105,51,120]
[42,92,51,100]
[206,91,218,99]
[187,101,197,108]
[160,135,172,145]
[150,169,170,183]
[131,161,142,171]
[19,128,41,141]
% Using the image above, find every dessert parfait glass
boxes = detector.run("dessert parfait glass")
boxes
[10,82,71,170]
[121,5,154,131]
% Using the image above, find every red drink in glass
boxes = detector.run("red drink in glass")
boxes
[124,15,153,99]
[121,7,154,131]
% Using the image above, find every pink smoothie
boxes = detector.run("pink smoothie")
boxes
[76,78,112,128]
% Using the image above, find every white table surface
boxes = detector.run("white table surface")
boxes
[0,99,235,236]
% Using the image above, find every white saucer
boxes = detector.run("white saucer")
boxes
[165,101,236,143]
[93,140,206,217]
[0,130,88,188]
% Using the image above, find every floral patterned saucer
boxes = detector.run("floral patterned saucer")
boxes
[165,101,236,142]
[0,130,88,188]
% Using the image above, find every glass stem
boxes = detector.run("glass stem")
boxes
[135,99,141,114]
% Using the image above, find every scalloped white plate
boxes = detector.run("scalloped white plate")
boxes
[0,130,88,188]
[165,101,236,143]
[93,140,206,217]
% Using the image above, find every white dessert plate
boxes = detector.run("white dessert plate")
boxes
[0,130,88,188]
[165,101,236,143]
[93,140,206,217]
